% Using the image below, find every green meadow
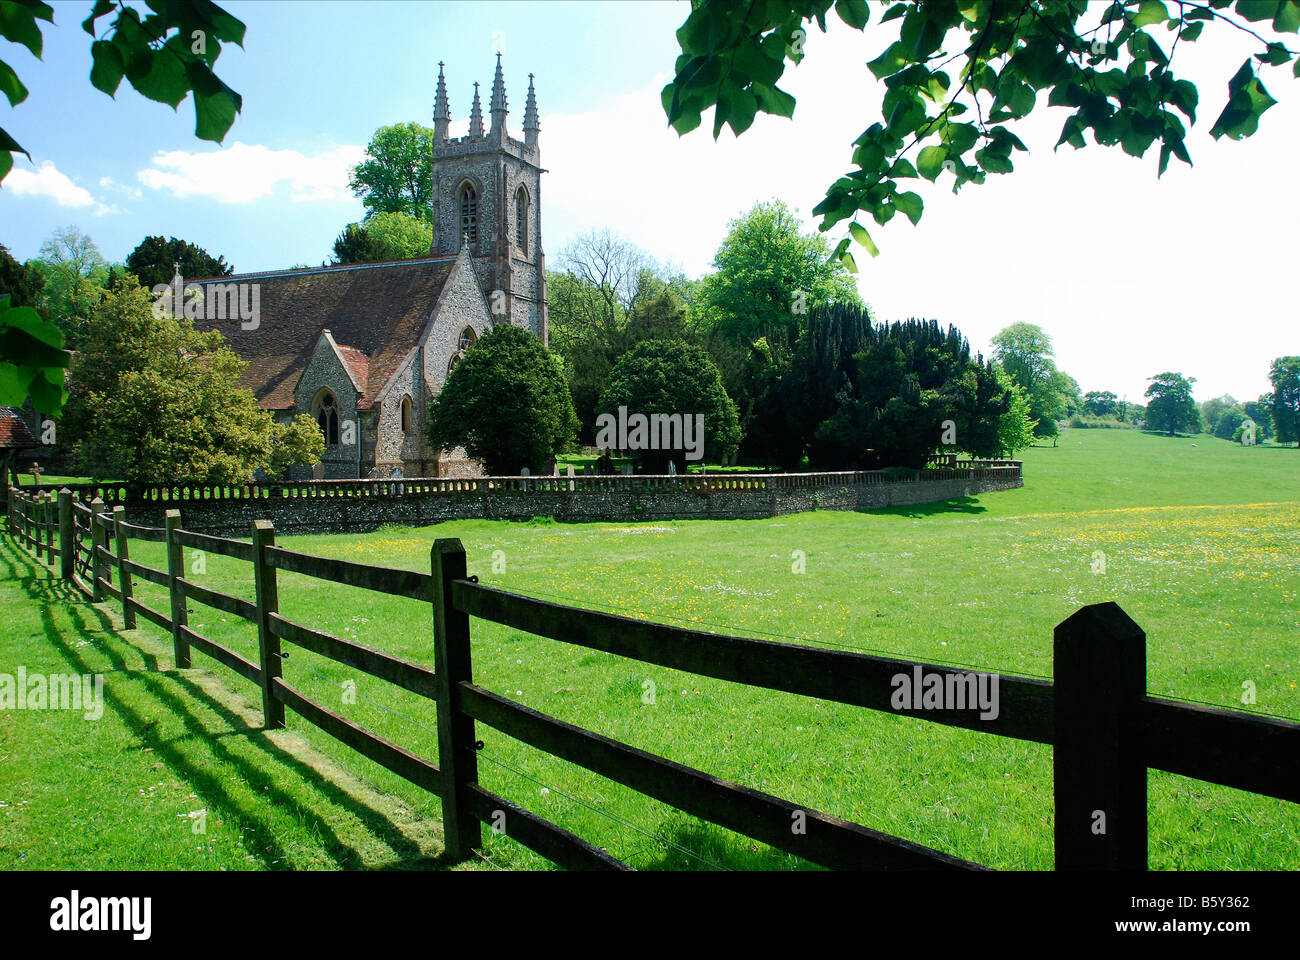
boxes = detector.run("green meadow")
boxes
[3,428,1297,869]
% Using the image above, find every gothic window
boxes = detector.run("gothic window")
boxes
[314,391,339,445]
[400,396,412,435]
[447,354,461,377]
[459,182,478,245]
[458,326,477,352]
[515,187,528,256]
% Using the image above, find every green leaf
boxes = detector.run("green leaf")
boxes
[726,88,758,136]
[753,83,796,118]
[0,58,26,106]
[82,0,115,36]
[890,157,919,178]
[881,4,908,24]
[1257,42,1292,66]
[89,40,126,96]
[848,221,877,258]
[1133,0,1170,27]
[894,190,924,225]
[917,144,947,181]
[834,0,871,30]
[1275,1,1300,32]
[974,146,1014,173]
[1179,21,1204,41]
[0,0,52,57]
[186,61,241,142]
[867,41,908,80]
[130,47,189,108]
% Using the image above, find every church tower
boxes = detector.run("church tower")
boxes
[430,56,547,345]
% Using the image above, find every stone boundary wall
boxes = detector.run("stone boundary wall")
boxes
[35,464,1023,537]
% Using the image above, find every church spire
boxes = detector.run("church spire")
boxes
[469,81,484,138]
[489,52,508,139]
[433,61,450,141]
[523,72,539,149]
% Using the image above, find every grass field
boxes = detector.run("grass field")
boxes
[3,428,1297,870]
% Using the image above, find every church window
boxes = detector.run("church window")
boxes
[515,187,528,256]
[458,326,477,352]
[400,396,412,435]
[459,183,478,244]
[315,391,339,445]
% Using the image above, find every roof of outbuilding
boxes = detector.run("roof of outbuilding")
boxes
[0,407,35,449]
[190,256,460,410]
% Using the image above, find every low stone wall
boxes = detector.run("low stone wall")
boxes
[40,465,1022,537]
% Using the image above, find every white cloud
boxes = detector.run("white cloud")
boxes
[6,161,96,208]
[137,141,367,204]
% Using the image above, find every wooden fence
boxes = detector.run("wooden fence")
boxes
[5,484,1298,870]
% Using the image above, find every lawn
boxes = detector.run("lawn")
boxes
[3,428,1298,870]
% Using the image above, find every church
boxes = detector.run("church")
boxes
[191,55,547,479]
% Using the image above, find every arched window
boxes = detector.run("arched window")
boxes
[400,396,412,435]
[458,326,477,352]
[459,182,478,245]
[314,390,339,445]
[515,187,528,256]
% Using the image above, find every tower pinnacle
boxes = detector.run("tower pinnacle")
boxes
[489,52,508,139]
[433,61,450,141]
[469,81,484,138]
[523,72,539,148]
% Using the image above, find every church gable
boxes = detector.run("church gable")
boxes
[419,251,494,396]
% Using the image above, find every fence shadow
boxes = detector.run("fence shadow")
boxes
[0,535,457,871]
[871,496,989,519]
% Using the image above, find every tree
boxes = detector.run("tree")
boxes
[0,1,247,414]
[998,371,1038,456]
[547,231,690,441]
[332,213,434,264]
[30,225,112,346]
[661,1,1300,265]
[1212,404,1247,440]
[125,235,233,289]
[0,244,45,307]
[64,277,319,484]
[267,414,326,480]
[692,199,860,445]
[1083,390,1119,417]
[1244,396,1275,439]
[1268,356,1300,446]
[1200,393,1239,433]
[597,339,741,473]
[428,325,577,474]
[1144,371,1200,436]
[991,322,1069,437]
[349,123,435,222]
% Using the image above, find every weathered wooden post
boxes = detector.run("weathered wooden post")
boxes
[32,492,45,561]
[1053,601,1148,870]
[164,509,191,668]
[112,505,136,629]
[252,519,285,729]
[58,489,73,581]
[431,537,481,861]
[89,497,108,601]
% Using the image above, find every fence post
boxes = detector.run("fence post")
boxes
[164,509,191,669]
[35,492,47,561]
[252,519,285,729]
[431,537,481,861]
[89,497,107,601]
[58,489,73,581]
[44,493,56,562]
[112,505,136,629]
[1053,601,1148,870]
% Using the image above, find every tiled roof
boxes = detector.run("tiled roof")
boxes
[191,256,458,410]
[0,407,35,448]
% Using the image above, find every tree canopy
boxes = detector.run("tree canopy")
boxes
[1268,355,1300,445]
[1144,370,1200,435]
[125,235,233,289]
[333,212,433,264]
[348,123,435,222]
[428,324,577,475]
[661,0,1300,266]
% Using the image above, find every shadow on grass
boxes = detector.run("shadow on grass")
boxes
[868,496,989,519]
[0,534,460,871]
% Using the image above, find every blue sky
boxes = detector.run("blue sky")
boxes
[3,0,1298,404]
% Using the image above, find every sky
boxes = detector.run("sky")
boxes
[2,0,1297,406]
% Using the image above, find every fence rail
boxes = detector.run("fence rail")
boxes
[5,483,1296,871]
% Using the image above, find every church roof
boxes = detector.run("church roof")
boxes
[190,256,458,410]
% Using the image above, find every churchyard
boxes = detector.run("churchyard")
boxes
[4,428,1297,870]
